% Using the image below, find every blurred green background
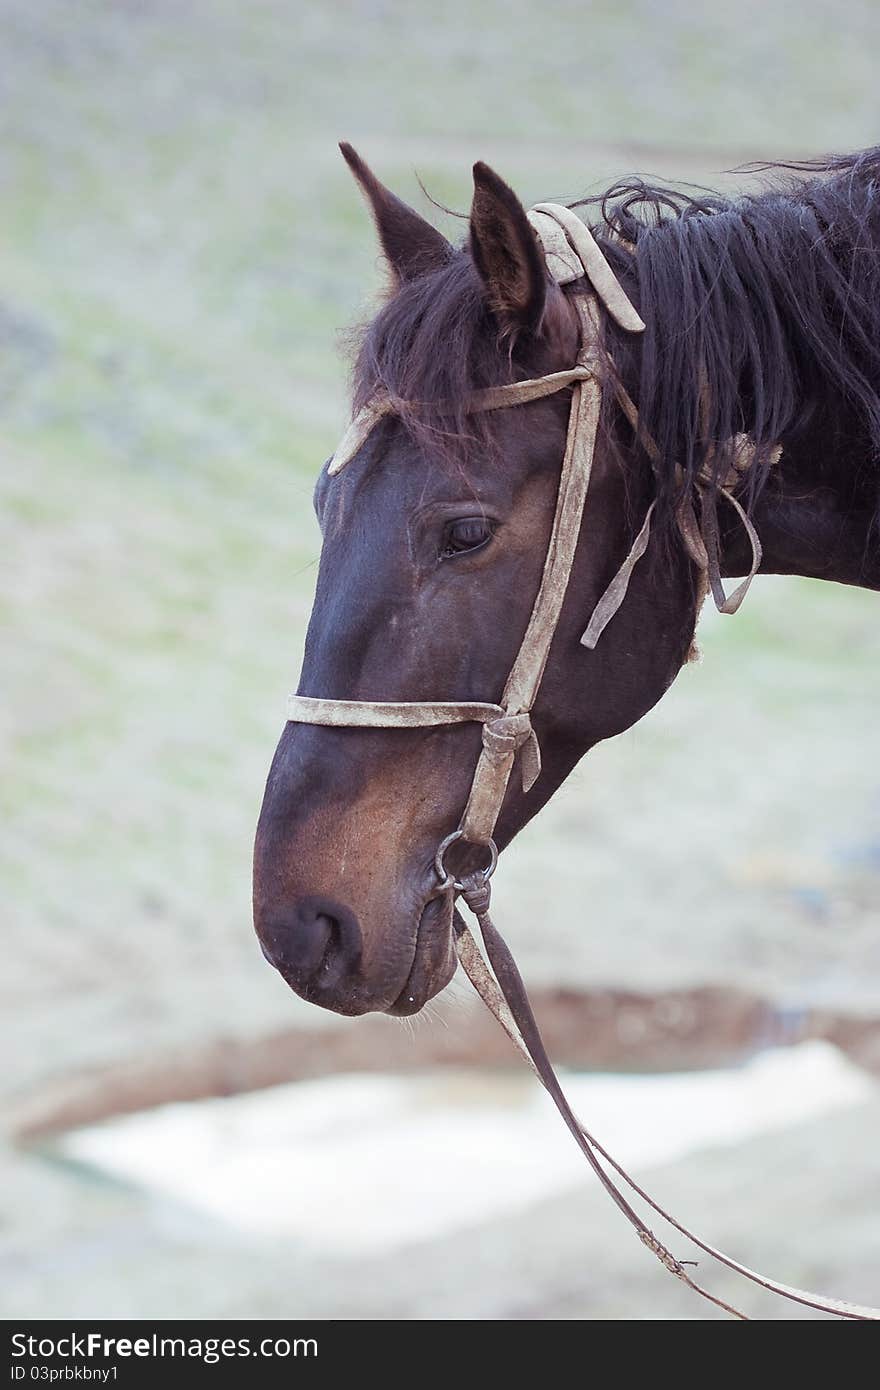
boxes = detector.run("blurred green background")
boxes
[2,0,879,1320]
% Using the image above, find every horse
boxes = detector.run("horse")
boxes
[253,143,880,1021]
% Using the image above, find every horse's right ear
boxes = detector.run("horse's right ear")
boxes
[339,143,453,286]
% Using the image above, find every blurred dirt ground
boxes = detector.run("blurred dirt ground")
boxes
[5,1088,880,1321]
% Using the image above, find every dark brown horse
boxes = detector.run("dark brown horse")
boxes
[254,144,880,1018]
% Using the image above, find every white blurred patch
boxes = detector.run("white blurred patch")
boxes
[59,1041,874,1256]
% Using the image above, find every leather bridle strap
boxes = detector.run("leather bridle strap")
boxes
[285,696,505,730]
[529,202,647,331]
[459,297,602,842]
[327,366,594,477]
[284,696,545,798]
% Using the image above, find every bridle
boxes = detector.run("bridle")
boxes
[284,204,879,1320]
[288,202,769,862]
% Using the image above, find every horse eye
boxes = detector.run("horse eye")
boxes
[440,517,493,558]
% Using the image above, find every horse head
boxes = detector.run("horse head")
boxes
[253,149,700,1015]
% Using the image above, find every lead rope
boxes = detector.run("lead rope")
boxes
[453,871,880,1322]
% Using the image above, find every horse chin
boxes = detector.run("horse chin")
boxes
[385,889,456,1016]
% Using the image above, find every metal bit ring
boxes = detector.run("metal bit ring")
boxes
[434,829,499,893]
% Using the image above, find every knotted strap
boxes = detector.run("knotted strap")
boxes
[482,714,542,791]
[458,713,542,845]
[590,377,781,641]
[697,436,782,614]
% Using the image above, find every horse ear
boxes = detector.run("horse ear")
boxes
[470,162,546,334]
[339,142,453,285]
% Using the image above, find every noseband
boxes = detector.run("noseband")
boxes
[283,205,876,1320]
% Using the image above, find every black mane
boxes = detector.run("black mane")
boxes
[353,147,880,527]
[584,146,880,520]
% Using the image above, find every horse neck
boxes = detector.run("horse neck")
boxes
[719,413,880,592]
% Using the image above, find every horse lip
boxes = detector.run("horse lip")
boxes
[385,888,456,1016]
[274,965,376,1017]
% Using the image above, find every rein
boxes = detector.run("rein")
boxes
[454,878,880,1321]
[286,204,879,1320]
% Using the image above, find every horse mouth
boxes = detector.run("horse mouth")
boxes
[386,889,456,1016]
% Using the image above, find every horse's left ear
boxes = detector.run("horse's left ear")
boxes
[470,162,547,335]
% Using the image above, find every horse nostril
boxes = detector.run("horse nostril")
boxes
[261,896,362,992]
[294,910,335,974]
